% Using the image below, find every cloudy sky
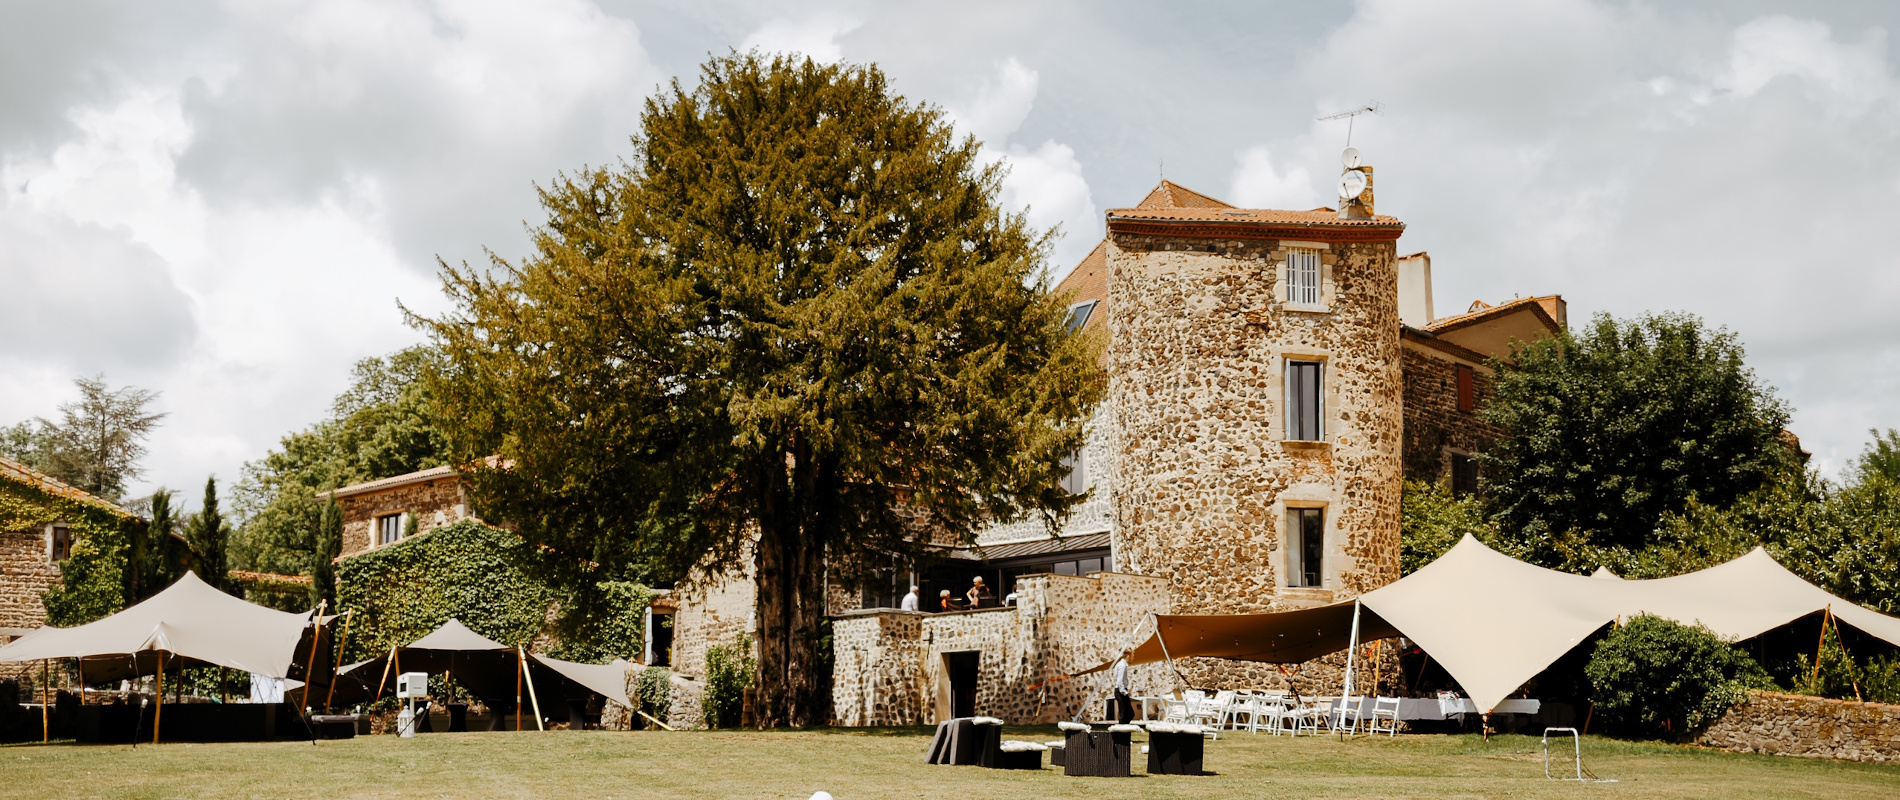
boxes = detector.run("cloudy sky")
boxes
[4,0,1898,504]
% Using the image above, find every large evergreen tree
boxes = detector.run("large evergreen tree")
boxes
[188,476,229,592]
[1,376,166,500]
[1478,312,1793,571]
[414,53,1103,726]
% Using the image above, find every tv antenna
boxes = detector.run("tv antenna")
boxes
[1318,102,1384,147]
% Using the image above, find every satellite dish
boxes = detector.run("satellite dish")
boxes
[1341,147,1362,169]
[1338,169,1368,199]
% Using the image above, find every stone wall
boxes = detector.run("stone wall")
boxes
[828,570,1171,726]
[667,548,757,682]
[1699,691,1900,762]
[338,477,472,558]
[1399,343,1501,483]
[972,405,1115,546]
[0,527,57,630]
[1104,232,1404,616]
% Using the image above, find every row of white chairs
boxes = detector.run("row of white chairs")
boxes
[1156,690,1403,738]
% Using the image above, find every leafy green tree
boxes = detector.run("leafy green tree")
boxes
[1398,480,1503,574]
[127,487,188,601]
[4,376,167,501]
[187,476,229,592]
[1852,428,1900,485]
[1586,614,1772,739]
[231,346,450,578]
[413,53,1103,726]
[1479,312,1793,571]
[309,496,342,608]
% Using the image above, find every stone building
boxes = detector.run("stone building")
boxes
[820,176,1565,723]
[0,454,143,679]
[327,465,477,558]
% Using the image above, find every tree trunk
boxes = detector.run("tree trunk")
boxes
[751,441,832,729]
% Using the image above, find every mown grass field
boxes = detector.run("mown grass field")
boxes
[5,726,1896,799]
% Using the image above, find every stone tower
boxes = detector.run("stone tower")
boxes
[1103,187,1407,617]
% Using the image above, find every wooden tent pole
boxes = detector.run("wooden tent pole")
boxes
[300,601,327,709]
[154,651,164,745]
[1812,605,1831,687]
[323,610,352,713]
[515,646,523,732]
[40,660,49,742]
[372,646,397,705]
[1825,607,1864,701]
[520,648,544,731]
[76,658,85,706]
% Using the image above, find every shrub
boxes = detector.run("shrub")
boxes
[1586,614,1772,739]
[703,634,755,729]
[635,666,672,727]
[1399,480,1490,574]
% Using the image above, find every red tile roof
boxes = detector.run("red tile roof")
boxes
[1136,180,1237,210]
[1106,206,1404,228]
[0,453,138,520]
[1425,294,1564,335]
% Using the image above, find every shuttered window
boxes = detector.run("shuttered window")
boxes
[1456,364,1475,413]
[50,524,72,562]
[1286,360,1324,441]
[1287,249,1321,305]
[377,513,404,546]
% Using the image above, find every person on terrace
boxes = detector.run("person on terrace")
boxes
[900,585,920,612]
[966,576,993,608]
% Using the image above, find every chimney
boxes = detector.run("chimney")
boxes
[1397,252,1433,328]
[1338,165,1374,220]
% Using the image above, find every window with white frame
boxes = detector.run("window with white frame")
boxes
[1059,447,1087,495]
[1285,360,1324,441]
[1287,248,1322,305]
[377,512,405,546]
[1285,507,1324,588]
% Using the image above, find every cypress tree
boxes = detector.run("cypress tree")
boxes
[189,476,229,592]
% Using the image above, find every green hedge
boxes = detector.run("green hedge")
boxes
[1586,614,1772,739]
[703,633,755,729]
[335,521,555,661]
[0,475,135,625]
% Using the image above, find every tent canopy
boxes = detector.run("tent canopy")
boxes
[0,571,314,678]
[330,619,634,710]
[1116,535,1900,714]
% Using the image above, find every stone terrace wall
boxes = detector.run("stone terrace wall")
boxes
[0,527,57,630]
[1699,691,1900,762]
[828,571,1170,726]
[1399,344,1501,483]
[1105,233,1403,612]
[339,477,471,557]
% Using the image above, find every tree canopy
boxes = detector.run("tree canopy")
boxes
[414,53,1103,726]
[230,345,451,577]
[0,375,166,501]
[1477,312,1794,571]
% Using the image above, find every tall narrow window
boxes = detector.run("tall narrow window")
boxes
[49,524,72,562]
[1455,364,1476,413]
[1287,248,1321,305]
[1285,360,1324,441]
[1451,453,1479,497]
[1285,507,1324,587]
[377,513,404,546]
[1059,447,1087,495]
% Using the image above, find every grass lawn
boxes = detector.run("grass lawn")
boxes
[4,726,1896,799]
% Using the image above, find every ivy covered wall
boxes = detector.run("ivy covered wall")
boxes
[335,521,555,661]
[0,471,137,627]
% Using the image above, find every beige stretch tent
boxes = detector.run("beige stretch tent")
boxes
[1111,535,1900,714]
[0,570,315,680]
[331,618,633,716]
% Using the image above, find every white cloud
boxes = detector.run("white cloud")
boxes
[738,15,863,63]
[1228,145,1317,210]
[947,58,1098,274]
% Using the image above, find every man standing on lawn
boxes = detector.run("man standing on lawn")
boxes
[1113,650,1134,724]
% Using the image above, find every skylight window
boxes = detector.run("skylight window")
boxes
[1065,300,1098,334]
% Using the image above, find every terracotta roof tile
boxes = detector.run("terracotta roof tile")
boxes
[1106,206,1404,227]
[1425,294,1563,334]
[0,453,139,520]
[325,464,459,499]
[1136,180,1237,210]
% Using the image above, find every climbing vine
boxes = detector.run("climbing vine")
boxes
[1,475,136,626]
[335,521,555,661]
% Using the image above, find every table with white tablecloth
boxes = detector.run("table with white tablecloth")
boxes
[1396,697,1541,721]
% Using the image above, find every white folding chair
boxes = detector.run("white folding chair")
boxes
[1249,693,1289,735]
[1189,690,1235,739]
[1366,696,1402,737]
[1284,698,1324,736]
[1330,695,1366,736]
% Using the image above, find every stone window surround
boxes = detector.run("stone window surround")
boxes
[1272,240,1336,314]
[45,522,71,563]
[372,509,411,550]
[1270,485,1339,597]
[1268,347,1340,446]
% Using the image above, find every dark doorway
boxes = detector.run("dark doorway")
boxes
[944,651,980,719]
[649,613,674,667]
